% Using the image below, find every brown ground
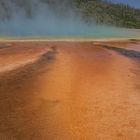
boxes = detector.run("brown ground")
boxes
[0,40,140,140]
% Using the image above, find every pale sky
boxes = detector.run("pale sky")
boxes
[110,0,140,8]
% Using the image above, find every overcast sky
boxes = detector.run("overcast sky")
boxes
[110,0,140,8]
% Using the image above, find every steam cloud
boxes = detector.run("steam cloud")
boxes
[0,0,139,38]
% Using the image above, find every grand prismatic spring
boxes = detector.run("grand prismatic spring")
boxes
[0,0,140,140]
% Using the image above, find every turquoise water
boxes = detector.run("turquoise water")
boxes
[0,28,139,39]
[0,18,139,39]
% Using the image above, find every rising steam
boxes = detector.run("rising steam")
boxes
[0,0,139,38]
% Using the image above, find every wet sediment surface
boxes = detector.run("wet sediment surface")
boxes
[0,41,140,140]
[102,45,140,59]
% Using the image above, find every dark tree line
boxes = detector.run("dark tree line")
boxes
[75,0,140,28]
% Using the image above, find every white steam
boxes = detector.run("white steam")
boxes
[0,0,139,38]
